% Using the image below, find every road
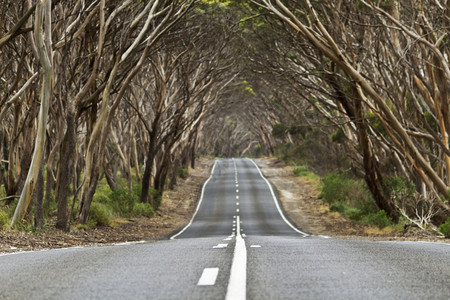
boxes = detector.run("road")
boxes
[1,158,450,299]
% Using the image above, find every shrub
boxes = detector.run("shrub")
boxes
[439,218,450,238]
[346,208,364,222]
[178,167,189,180]
[319,173,353,204]
[365,210,392,228]
[132,202,154,218]
[88,203,111,227]
[93,193,111,204]
[319,172,374,211]
[329,202,345,213]
[293,165,309,177]
[0,211,9,230]
[110,188,138,216]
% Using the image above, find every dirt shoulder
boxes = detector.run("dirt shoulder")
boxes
[254,157,449,242]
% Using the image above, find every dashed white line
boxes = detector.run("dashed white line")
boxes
[198,268,219,286]
[213,244,228,249]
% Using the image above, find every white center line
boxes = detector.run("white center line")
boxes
[198,268,219,286]
[225,215,247,300]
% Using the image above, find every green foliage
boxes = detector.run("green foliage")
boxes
[320,172,376,210]
[109,188,139,216]
[365,210,392,228]
[0,184,6,199]
[320,172,392,227]
[330,128,345,143]
[272,123,288,139]
[319,173,355,204]
[424,111,437,131]
[439,218,450,238]
[178,167,189,180]
[293,165,309,177]
[383,176,415,197]
[366,111,387,136]
[132,202,154,218]
[253,144,262,158]
[0,210,9,230]
[88,203,111,227]
[329,202,345,213]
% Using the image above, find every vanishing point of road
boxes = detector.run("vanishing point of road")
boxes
[1,158,449,299]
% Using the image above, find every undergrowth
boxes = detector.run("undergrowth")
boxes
[320,172,392,228]
[439,218,450,238]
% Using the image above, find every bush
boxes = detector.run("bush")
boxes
[178,167,189,180]
[365,210,392,228]
[88,203,111,227]
[329,202,345,213]
[132,202,154,218]
[319,173,354,204]
[346,208,364,222]
[319,172,374,211]
[110,188,138,216]
[0,211,9,230]
[293,165,309,177]
[439,218,450,238]
[93,193,111,204]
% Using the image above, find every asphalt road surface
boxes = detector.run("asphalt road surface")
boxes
[1,158,449,299]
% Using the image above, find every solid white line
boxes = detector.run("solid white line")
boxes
[248,159,310,237]
[197,268,219,286]
[170,160,218,240]
[225,216,247,300]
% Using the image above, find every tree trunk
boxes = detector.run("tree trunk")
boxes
[354,89,399,223]
[55,106,76,230]
[11,0,53,227]
[34,163,44,229]
[140,133,157,203]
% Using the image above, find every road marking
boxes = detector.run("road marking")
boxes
[248,159,310,237]
[224,237,232,241]
[213,244,228,249]
[236,189,239,193]
[236,195,239,200]
[170,161,218,239]
[236,208,240,213]
[236,202,239,206]
[225,216,247,300]
[198,268,219,286]
[250,245,261,248]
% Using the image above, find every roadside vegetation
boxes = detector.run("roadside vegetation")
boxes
[0,165,177,232]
